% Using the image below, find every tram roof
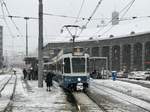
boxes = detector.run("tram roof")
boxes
[45,18,150,44]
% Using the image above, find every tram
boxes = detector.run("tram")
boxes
[44,47,90,91]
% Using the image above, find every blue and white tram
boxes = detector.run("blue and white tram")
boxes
[47,49,90,91]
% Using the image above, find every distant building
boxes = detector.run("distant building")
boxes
[0,26,3,68]
[43,19,150,72]
[112,11,119,25]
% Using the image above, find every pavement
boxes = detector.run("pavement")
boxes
[0,69,72,112]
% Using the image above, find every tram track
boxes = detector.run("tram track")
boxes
[73,92,106,112]
[0,76,8,85]
[118,79,150,89]
[91,82,150,112]
[0,75,13,95]
[64,88,106,112]
[93,81,150,103]
[0,74,17,112]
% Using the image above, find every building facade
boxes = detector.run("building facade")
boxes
[43,32,150,72]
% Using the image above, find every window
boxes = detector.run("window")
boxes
[64,58,71,73]
[57,60,63,72]
[72,58,85,73]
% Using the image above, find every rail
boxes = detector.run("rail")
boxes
[0,75,13,96]
[1,74,17,112]
[91,82,150,112]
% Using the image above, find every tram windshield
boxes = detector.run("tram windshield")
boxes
[72,58,85,73]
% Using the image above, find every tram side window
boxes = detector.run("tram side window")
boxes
[64,58,71,73]
[87,58,90,72]
[57,60,63,72]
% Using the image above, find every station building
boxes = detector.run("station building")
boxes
[43,18,150,72]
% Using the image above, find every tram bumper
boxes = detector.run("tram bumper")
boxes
[76,83,83,90]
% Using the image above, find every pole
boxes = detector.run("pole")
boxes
[72,35,75,51]
[24,17,29,56]
[38,0,43,87]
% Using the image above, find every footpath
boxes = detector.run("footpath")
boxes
[0,69,72,112]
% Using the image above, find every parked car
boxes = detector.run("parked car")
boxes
[117,71,128,78]
[128,71,136,79]
[128,71,150,80]
[145,71,150,80]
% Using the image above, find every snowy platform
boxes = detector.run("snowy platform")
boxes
[0,69,72,112]
[12,71,72,112]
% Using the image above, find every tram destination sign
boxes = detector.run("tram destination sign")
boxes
[73,47,84,56]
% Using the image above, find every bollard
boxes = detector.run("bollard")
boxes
[112,71,117,81]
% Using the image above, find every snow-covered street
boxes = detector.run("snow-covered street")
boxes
[87,79,150,112]
[1,69,150,112]
[0,73,16,112]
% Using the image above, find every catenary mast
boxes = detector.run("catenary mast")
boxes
[38,0,43,87]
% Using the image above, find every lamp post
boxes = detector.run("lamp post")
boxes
[38,0,43,87]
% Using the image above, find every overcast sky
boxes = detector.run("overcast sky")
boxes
[0,0,150,58]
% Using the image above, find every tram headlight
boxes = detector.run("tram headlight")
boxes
[78,78,81,82]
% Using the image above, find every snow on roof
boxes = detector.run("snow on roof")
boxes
[48,18,150,43]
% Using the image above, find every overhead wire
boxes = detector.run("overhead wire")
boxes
[43,12,150,22]
[43,13,80,19]
[96,0,135,34]
[78,0,103,37]
[1,0,23,37]
[84,0,103,27]
[0,0,14,38]
[0,13,149,22]
[43,12,110,21]
[120,0,135,18]
[7,15,38,19]
[74,0,86,23]
[93,0,136,38]
[0,0,143,40]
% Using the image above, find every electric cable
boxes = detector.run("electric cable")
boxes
[1,0,23,37]
[0,0,14,38]
[120,0,135,18]
[7,15,38,19]
[77,0,103,37]
[1,13,150,22]
[93,0,136,38]
[81,0,103,29]
[74,0,86,23]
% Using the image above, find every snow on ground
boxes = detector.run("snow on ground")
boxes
[0,76,10,90]
[88,82,148,112]
[120,78,150,85]
[0,74,11,83]
[0,74,16,111]
[88,79,150,112]
[92,79,150,103]
[12,69,72,112]
[2,69,150,112]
